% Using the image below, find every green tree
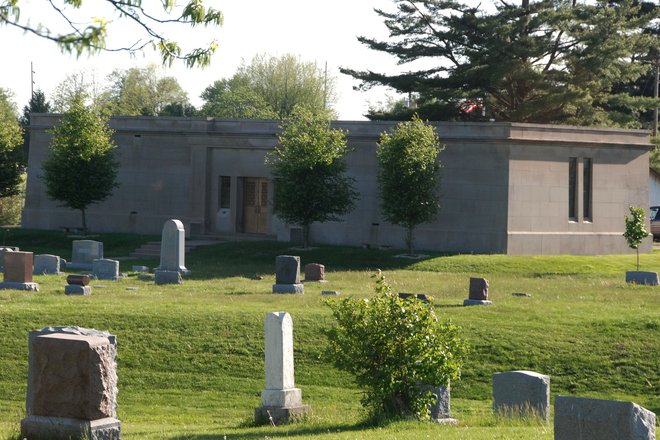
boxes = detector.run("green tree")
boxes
[623,205,650,271]
[377,115,443,255]
[51,71,107,113]
[342,0,659,125]
[266,107,357,247]
[325,271,467,421]
[199,78,277,119]
[20,89,52,161]
[0,0,223,67]
[42,94,119,232]
[104,65,191,116]
[0,88,24,199]
[201,54,336,119]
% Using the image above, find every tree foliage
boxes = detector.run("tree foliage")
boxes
[266,107,357,247]
[377,115,443,255]
[20,89,52,161]
[103,65,190,116]
[623,205,649,271]
[325,271,467,421]
[0,88,24,199]
[0,0,223,67]
[42,94,119,231]
[343,0,660,126]
[201,54,336,119]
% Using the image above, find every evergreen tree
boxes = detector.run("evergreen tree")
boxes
[342,0,660,125]
[42,94,119,232]
[266,107,357,247]
[20,89,51,162]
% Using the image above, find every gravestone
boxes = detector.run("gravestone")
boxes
[154,270,182,285]
[92,259,120,281]
[625,271,660,286]
[132,265,149,273]
[157,219,190,275]
[427,383,457,425]
[67,240,103,271]
[464,277,492,306]
[255,312,311,425]
[272,255,304,294]
[20,326,120,440]
[65,274,91,296]
[304,263,326,282]
[0,246,18,271]
[34,254,62,275]
[554,395,655,440]
[493,370,550,421]
[0,251,39,291]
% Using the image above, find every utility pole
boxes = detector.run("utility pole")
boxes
[30,61,35,98]
[654,55,659,137]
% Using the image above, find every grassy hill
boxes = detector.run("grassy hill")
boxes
[0,231,658,439]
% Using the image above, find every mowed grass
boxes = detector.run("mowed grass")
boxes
[0,232,658,439]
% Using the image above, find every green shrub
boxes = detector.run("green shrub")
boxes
[0,173,25,226]
[324,271,468,421]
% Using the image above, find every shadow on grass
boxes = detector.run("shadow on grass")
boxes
[184,241,450,281]
[169,420,373,440]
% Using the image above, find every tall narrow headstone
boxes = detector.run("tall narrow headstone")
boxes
[0,251,39,291]
[554,396,655,440]
[67,240,103,271]
[34,254,62,275]
[493,370,550,421]
[426,382,457,425]
[157,219,189,274]
[255,312,310,425]
[21,326,120,439]
[272,256,304,294]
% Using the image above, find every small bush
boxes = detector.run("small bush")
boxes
[0,173,25,226]
[324,271,468,421]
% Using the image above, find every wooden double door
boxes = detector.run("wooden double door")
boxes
[242,177,269,234]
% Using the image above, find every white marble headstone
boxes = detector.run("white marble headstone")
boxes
[158,219,188,274]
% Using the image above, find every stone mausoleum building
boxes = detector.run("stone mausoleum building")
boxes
[22,115,653,255]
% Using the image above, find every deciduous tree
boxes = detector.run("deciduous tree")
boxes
[20,89,51,161]
[42,94,119,232]
[0,89,24,199]
[377,115,443,255]
[201,54,336,119]
[266,107,357,247]
[0,0,223,67]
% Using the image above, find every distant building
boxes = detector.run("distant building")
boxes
[23,115,653,255]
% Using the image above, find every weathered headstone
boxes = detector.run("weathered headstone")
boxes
[0,251,39,291]
[132,265,149,273]
[321,290,340,296]
[154,270,182,285]
[427,383,457,425]
[625,271,660,286]
[304,263,326,282]
[34,254,62,275]
[157,219,190,275]
[272,255,304,294]
[20,326,120,440]
[493,370,550,421]
[65,274,91,296]
[554,395,656,440]
[0,246,18,271]
[67,240,103,271]
[399,293,431,303]
[255,312,310,425]
[92,259,120,281]
[464,277,492,306]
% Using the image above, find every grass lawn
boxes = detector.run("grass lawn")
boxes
[0,231,658,439]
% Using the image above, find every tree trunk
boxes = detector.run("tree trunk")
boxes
[81,209,87,234]
[302,224,310,249]
[637,248,640,271]
[405,226,414,256]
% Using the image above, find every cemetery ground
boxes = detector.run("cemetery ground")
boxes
[0,230,659,439]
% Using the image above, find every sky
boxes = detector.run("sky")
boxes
[0,0,409,120]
